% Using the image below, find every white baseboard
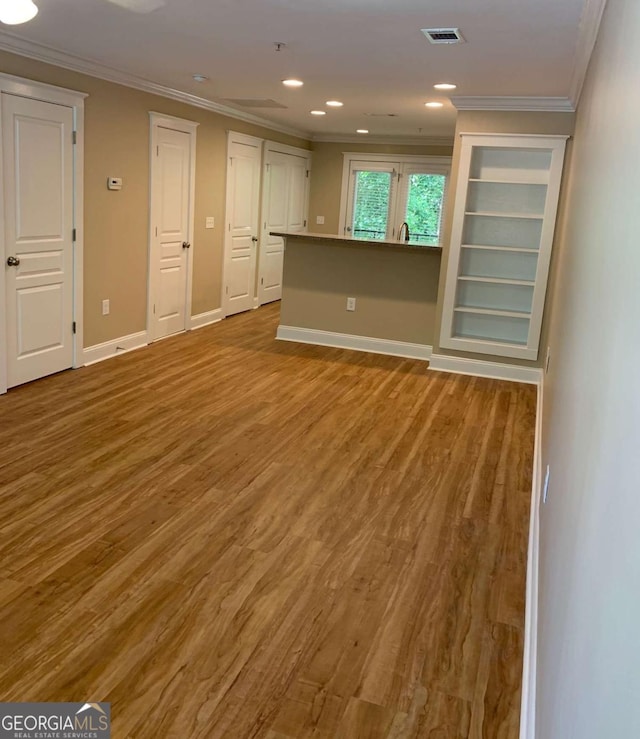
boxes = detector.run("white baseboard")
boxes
[83,330,148,366]
[519,375,544,739]
[276,325,432,361]
[190,308,223,330]
[429,353,543,385]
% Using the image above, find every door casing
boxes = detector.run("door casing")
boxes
[0,72,85,395]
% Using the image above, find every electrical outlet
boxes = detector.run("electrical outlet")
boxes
[545,346,551,374]
[205,216,215,229]
[316,215,325,225]
[543,465,550,504]
[346,297,356,312]
[102,299,110,316]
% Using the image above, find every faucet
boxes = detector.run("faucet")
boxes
[398,222,410,242]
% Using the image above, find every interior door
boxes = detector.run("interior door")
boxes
[286,155,309,232]
[259,151,289,305]
[2,93,74,388]
[150,125,192,341]
[224,135,262,316]
[259,149,310,305]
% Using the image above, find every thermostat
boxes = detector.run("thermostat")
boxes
[107,177,123,191]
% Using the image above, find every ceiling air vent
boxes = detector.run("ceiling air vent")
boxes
[421,28,465,44]
[225,99,288,109]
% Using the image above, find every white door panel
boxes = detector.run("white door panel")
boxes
[150,125,192,340]
[224,135,261,316]
[258,148,310,305]
[3,94,74,388]
[287,158,308,232]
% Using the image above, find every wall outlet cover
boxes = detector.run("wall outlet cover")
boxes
[316,215,325,225]
[346,297,356,312]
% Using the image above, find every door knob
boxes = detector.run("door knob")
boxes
[182,242,191,249]
[6,256,20,267]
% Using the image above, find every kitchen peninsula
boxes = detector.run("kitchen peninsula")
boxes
[273,232,442,360]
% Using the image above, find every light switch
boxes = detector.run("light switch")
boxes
[206,216,215,229]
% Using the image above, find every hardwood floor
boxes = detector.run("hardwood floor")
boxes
[0,303,536,738]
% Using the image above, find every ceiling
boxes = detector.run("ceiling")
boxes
[0,0,587,139]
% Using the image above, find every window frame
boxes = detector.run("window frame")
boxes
[338,153,451,244]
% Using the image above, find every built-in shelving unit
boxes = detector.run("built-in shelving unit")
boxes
[440,133,568,360]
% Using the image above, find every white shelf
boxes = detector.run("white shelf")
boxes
[465,211,544,220]
[440,133,567,360]
[468,178,548,186]
[461,244,538,253]
[457,275,535,286]
[454,306,532,319]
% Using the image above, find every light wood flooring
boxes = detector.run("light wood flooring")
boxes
[0,303,536,738]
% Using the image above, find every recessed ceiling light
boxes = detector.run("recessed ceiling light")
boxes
[192,74,209,83]
[0,0,38,24]
[282,79,304,87]
[356,129,369,134]
[310,110,326,116]
[425,101,444,108]
[326,100,343,107]
[434,83,457,90]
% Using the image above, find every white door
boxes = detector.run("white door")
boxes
[258,148,310,305]
[224,134,262,316]
[149,124,193,341]
[259,151,289,305]
[2,93,74,388]
[286,155,309,232]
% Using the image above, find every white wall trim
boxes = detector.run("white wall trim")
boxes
[340,153,452,166]
[0,73,85,394]
[313,134,454,147]
[519,374,544,739]
[428,353,543,385]
[83,330,148,366]
[264,140,312,159]
[568,0,608,107]
[451,96,575,113]
[190,308,223,330]
[0,31,309,140]
[277,325,432,361]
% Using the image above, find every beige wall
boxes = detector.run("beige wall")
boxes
[433,110,575,367]
[308,141,454,235]
[280,237,442,346]
[536,0,640,735]
[0,50,309,347]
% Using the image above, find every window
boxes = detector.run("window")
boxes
[340,154,450,245]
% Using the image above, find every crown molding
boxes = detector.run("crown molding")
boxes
[451,96,575,113]
[312,134,454,146]
[568,0,608,107]
[0,30,310,140]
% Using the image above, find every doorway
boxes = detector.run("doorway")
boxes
[0,74,85,393]
[223,132,263,317]
[148,113,198,341]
